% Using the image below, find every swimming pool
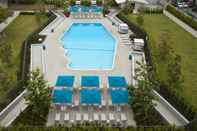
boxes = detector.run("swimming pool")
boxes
[60,23,117,70]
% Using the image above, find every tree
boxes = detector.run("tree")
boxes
[35,0,45,25]
[158,31,173,61]
[167,54,183,89]
[123,0,132,14]
[25,69,51,123]
[131,61,159,125]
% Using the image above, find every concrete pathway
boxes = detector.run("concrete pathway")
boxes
[0,11,20,32]
[0,90,27,127]
[0,98,27,127]
[164,10,197,38]
[39,11,65,35]
[153,90,189,126]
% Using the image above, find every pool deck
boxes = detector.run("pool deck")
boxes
[42,18,132,87]
[34,16,136,126]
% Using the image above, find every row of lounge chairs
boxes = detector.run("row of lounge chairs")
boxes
[71,13,102,19]
[55,112,127,125]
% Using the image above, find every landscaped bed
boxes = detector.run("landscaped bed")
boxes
[124,14,197,108]
[0,14,49,111]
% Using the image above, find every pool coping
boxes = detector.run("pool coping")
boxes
[58,22,119,71]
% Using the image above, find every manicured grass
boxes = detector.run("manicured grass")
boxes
[0,14,48,105]
[128,14,197,107]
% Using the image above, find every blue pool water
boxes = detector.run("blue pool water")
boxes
[60,23,116,70]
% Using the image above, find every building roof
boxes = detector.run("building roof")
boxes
[115,0,148,4]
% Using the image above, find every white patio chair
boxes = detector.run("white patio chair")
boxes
[120,113,127,122]
[76,113,82,123]
[83,113,89,122]
[101,113,106,122]
[55,113,60,125]
[93,113,99,121]
[109,113,115,123]
[64,113,69,122]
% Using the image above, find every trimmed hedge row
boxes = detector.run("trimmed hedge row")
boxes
[166,4,197,30]
[3,126,185,131]
[116,12,197,122]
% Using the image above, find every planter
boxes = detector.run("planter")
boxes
[64,12,70,17]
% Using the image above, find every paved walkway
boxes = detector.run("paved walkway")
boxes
[0,90,27,127]
[164,10,197,38]
[0,98,27,127]
[0,11,20,32]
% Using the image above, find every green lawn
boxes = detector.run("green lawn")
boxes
[128,14,197,107]
[0,14,48,106]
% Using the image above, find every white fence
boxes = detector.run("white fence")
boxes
[153,90,189,126]
[0,90,27,126]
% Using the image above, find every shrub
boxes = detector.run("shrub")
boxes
[16,0,37,4]
[0,7,13,22]
[106,0,119,7]
[81,0,91,6]
[96,0,102,6]
[166,4,197,30]
[69,0,76,6]
[103,4,110,15]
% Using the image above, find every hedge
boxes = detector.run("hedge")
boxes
[166,4,197,31]
[2,126,186,131]
[116,11,197,122]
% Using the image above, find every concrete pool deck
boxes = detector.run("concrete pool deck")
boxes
[42,18,133,87]
[32,16,136,126]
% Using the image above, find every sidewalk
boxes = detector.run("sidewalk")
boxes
[164,10,197,38]
[0,11,20,32]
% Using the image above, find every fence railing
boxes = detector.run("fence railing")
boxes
[0,90,26,124]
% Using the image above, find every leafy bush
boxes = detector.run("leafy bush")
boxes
[16,0,37,4]
[96,0,102,6]
[106,0,119,7]
[166,4,197,30]
[103,4,110,15]
[69,0,76,6]
[0,7,13,22]
[81,0,91,6]
[44,0,64,7]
